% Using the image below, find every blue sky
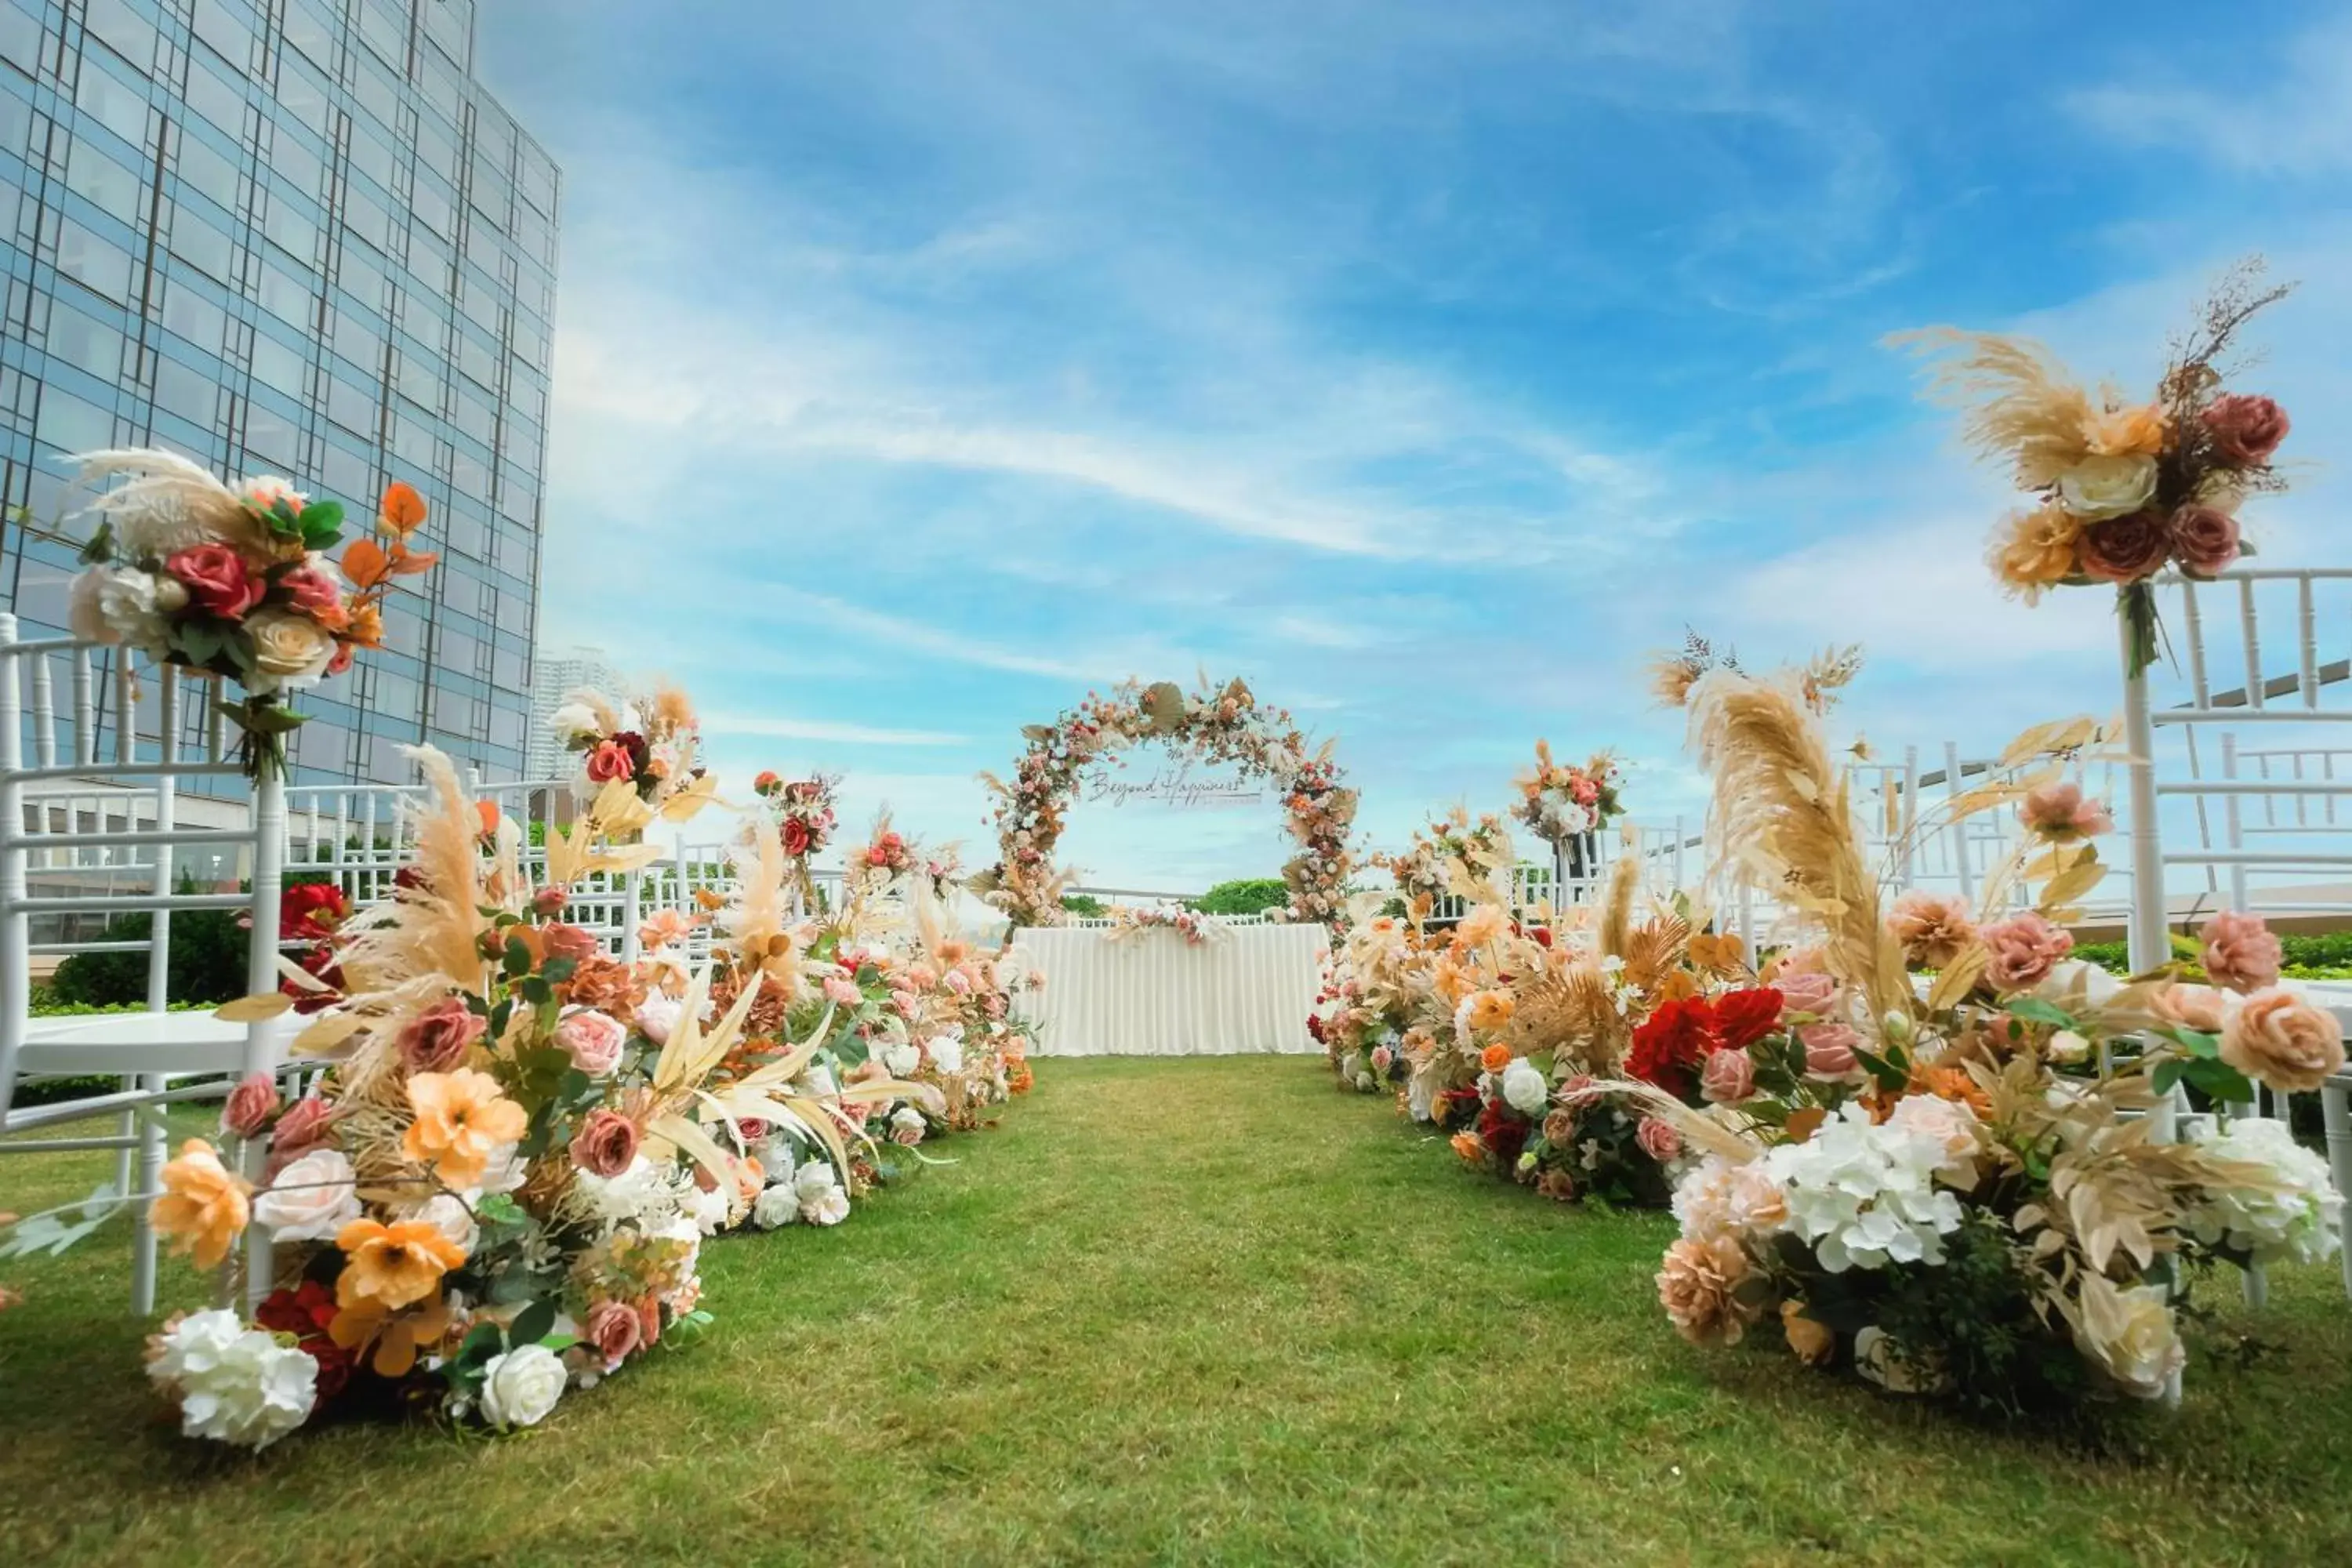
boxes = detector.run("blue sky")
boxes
[478,0,2352,889]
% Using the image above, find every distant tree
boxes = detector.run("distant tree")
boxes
[1191,878,1288,916]
[1060,893,1108,918]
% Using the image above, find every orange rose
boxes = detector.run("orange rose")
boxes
[1479,1043,1513,1073]
[1467,991,1515,1033]
[2220,989,2346,1094]
[151,1139,250,1270]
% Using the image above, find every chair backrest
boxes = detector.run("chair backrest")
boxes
[2126,568,2352,961]
[0,615,285,1109]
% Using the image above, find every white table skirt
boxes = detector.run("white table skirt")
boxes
[1011,924,1329,1056]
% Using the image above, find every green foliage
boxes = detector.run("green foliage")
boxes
[1059,893,1107,918]
[45,909,249,1009]
[1189,877,1288,916]
[2075,929,2352,978]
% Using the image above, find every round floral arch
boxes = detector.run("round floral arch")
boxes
[975,676,1357,930]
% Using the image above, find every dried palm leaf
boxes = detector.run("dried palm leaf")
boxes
[1889,328,2096,489]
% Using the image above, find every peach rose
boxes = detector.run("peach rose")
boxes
[1636,1116,1682,1163]
[1657,1236,1762,1346]
[568,1109,641,1178]
[555,1010,628,1076]
[2201,394,2290,466]
[2154,982,2227,1034]
[1775,969,1839,1021]
[399,997,485,1073]
[2018,782,2112,842]
[585,1299,643,1367]
[2199,909,2281,995]
[1699,1047,1755,1105]
[541,923,603,964]
[585,740,636,782]
[1980,913,2073,993]
[220,1071,280,1138]
[2219,989,2345,1094]
[1801,1023,1860,1080]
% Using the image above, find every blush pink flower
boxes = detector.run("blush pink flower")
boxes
[555,1009,628,1076]
[2201,394,2291,466]
[1800,1022,1861,1079]
[1635,1116,1682,1163]
[1699,1047,1756,1105]
[220,1072,280,1138]
[568,1109,641,1178]
[822,975,862,1008]
[2169,503,2241,577]
[278,562,346,619]
[398,996,486,1073]
[1887,891,1976,971]
[1980,913,2074,993]
[540,923,602,964]
[2019,781,2113,842]
[2154,981,2228,1034]
[1775,970,1838,1022]
[267,1097,336,1173]
[2220,989,2345,1093]
[2200,909,2283,995]
[585,740,635,783]
[585,1299,644,1367]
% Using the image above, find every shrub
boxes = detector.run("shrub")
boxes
[1060,893,1107,918]
[2075,929,2352,978]
[1192,878,1289,916]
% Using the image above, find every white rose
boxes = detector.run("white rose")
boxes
[792,1160,839,1202]
[889,1105,926,1139]
[2069,1275,2183,1400]
[244,608,337,685]
[238,474,308,513]
[2055,452,2158,521]
[753,1134,796,1186]
[682,1181,731,1236]
[752,1182,802,1229]
[2047,1029,2091,1065]
[477,1343,567,1429]
[1501,1058,1549,1116]
[633,994,683,1047]
[408,1192,478,1254]
[252,1147,361,1242]
[548,699,600,739]
[928,1031,965,1076]
[880,1040,921,1077]
[800,1184,851,1226]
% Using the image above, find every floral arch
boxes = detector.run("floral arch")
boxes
[975,676,1357,931]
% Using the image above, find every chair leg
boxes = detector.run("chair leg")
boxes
[2325,1083,2352,1301]
[130,1071,166,1316]
[111,1076,135,1200]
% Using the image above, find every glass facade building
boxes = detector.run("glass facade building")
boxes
[0,0,556,786]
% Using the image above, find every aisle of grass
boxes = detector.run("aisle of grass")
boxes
[5,1057,2352,1565]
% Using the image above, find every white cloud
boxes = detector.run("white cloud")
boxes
[699,713,969,746]
[2067,17,2352,176]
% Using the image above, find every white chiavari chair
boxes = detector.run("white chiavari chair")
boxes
[0,615,290,1314]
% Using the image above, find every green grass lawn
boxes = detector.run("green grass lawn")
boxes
[5,1057,2352,1566]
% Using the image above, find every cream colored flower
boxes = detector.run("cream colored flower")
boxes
[1656,1235,1764,1346]
[2069,1274,2183,1400]
[2054,452,2158,521]
[245,609,338,685]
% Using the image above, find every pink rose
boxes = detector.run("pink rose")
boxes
[2201,394,2290,466]
[1635,1116,1682,1163]
[278,563,343,617]
[1570,776,1599,806]
[1980,913,2074,993]
[2155,982,2227,1033]
[2018,781,2113,842]
[1775,970,1838,1022]
[164,543,264,619]
[541,923,601,964]
[532,884,570,917]
[585,1299,644,1367]
[585,740,635,782]
[1699,1047,1755,1105]
[822,975,861,1007]
[733,1118,769,1143]
[945,969,973,996]
[568,1109,641,1178]
[1800,1022,1860,1079]
[220,1071,280,1138]
[2220,988,2344,1094]
[399,996,486,1073]
[891,1119,924,1148]
[2169,504,2241,577]
[2078,510,2172,584]
[269,1096,336,1162]
[556,1009,628,1076]
[1370,1045,1394,1073]
[2200,909,2282,995]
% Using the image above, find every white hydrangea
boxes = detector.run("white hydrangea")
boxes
[2188,1116,2345,1266]
[800,1184,851,1226]
[681,1180,732,1236]
[1759,1102,1967,1272]
[575,1155,695,1234]
[147,1309,318,1450]
[880,1039,921,1077]
[927,1027,965,1076]
[751,1182,802,1229]
[1500,1058,1549,1117]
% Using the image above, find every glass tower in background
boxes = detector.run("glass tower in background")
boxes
[0,0,556,785]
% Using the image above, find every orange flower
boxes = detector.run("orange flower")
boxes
[1988,503,2082,604]
[401,1069,528,1189]
[334,1218,466,1312]
[2084,401,2169,459]
[344,601,385,648]
[328,1293,454,1377]
[1657,969,1700,1003]
[1911,1063,1992,1117]
[1467,990,1515,1033]
[1450,1131,1486,1165]
[151,1139,250,1270]
[1479,1043,1513,1074]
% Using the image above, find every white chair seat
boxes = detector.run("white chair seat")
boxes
[16,1011,284,1077]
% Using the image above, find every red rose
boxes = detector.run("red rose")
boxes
[2169,503,2241,577]
[1709,988,1784,1052]
[753,771,780,795]
[1628,997,1715,1096]
[2078,509,2172,584]
[2201,394,2290,466]
[1476,1098,1530,1166]
[585,739,635,782]
[782,818,811,857]
[164,543,264,619]
[280,881,349,942]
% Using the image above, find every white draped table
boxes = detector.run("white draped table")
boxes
[1009,922,1329,1056]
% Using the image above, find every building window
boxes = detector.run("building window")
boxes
[57,220,135,302]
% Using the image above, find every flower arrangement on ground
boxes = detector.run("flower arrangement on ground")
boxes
[1900,257,2294,676]
[975,675,1356,930]
[66,451,436,778]
[1632,663,2344,1410]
